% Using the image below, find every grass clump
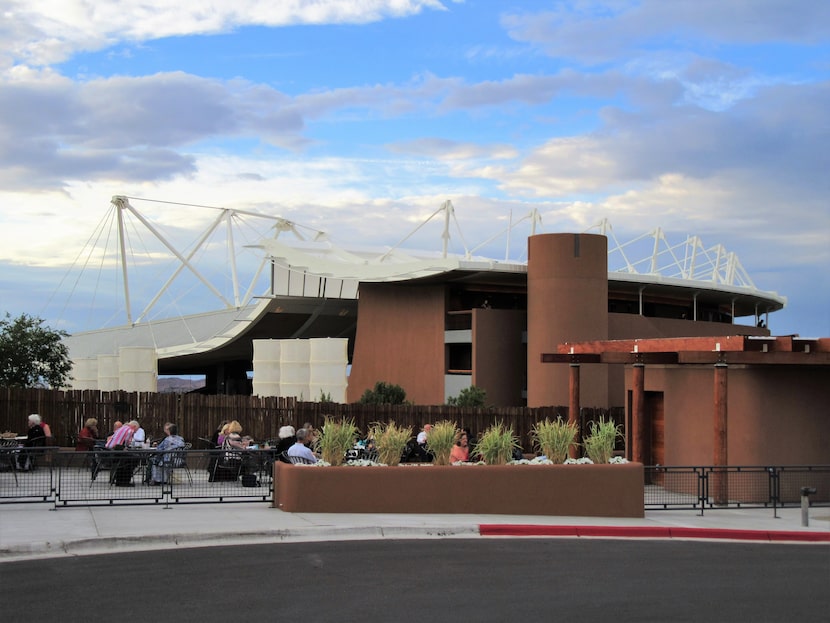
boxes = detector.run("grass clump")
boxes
[476,421,519,465]
[530,417,578,464]
[426,420,458,466]
[582,417,622,464]
[318,416,359,466]
[368,421,412,466]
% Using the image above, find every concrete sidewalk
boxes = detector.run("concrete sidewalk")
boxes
[1,501,828,562]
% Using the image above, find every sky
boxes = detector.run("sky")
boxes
[0,0,828,337]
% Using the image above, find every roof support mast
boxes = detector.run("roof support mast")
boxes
[113,196,133,325]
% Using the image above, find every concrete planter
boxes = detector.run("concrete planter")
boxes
[274,462,644,518]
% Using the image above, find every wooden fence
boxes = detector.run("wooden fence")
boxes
[0,388,624,453]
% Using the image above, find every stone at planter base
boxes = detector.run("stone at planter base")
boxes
[274,463,644,518]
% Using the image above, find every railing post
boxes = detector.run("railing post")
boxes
[698,467,707,516]
[768,467,779,518]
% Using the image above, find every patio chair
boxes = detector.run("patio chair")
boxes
[90,448,140,487]
[17,436,46,471]
[280,450,316,465]
[108,451,143,487]
[90,447,118,484]
[0,438,19,486]
[165,443,193,485]
[210,451,243,482]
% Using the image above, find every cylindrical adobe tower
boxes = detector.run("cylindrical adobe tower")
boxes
[526,233,608,407]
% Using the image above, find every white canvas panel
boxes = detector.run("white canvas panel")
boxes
[309,337,348,363]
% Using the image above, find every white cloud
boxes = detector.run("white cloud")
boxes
[1,0,448,66]
[503,0,830,65]
[388,137,518,160]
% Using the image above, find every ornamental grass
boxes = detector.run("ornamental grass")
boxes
[368,421,413,466]
[475,421,519,465]
[530,417,578,464]
[318,416,359,466]
[582,417,622,464]
[426,420,458,466]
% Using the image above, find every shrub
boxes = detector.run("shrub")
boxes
[582,417,622,464]
[318,416,359,466]
[446,385,487,407]
[530,417,577,464]
[475,421,519,465]
[358,381,407,405]
[426,420,458,466]
[368,421,412,466]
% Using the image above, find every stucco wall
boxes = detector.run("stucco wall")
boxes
[527,233,608,407]
[628,364,830,466]
[473,308,525,407]
[607,314,770,408]
[275,462,645,517]
[346,283,446,405]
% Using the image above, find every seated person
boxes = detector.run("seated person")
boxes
[76,418,99,451]
[286,428,317,463]
[409,424,433,462]
[275,426,296,462]
[105,420,140,486]
[450,431,470,463]
[221,420,249,452]
[211,420,230,447]
[132,423,147,447]
[18,414,46,470]
[148,423,186,485]
[106,421,123,446]
[211,420,249,481]
[106,420,136,449]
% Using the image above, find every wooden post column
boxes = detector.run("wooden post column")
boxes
[713,362,729,505]
[568,363,580,459]
[631,363,645,464]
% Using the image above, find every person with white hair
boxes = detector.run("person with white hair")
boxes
[18,414,46,470]
[275,425,297,456]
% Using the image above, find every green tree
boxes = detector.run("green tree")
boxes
[447,385,487,407]
[0,313,72,388]
[358,381,408,405]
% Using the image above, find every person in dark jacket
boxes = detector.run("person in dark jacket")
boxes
[19,413,46,470]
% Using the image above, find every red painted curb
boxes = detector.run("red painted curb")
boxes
[480,525,580,537]
[478,524,830,542]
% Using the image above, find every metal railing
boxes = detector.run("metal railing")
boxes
[645,465,830,515]
[0,448,275,508]
[3,454,828,513]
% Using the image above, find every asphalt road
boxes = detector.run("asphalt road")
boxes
[1,539,828,622]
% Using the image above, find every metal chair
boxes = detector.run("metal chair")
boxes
[90,447,140,487]
[165,443,193,485]
[108,451,143,487]
[90,447,117,485]
[0,438,19,486]
[280,450,316,465]
[17,436,46,471]
[210,449,243,482]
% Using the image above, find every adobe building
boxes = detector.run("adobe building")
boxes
[347,233,777,407]
[546,335,830,468]
[65,224,791,417]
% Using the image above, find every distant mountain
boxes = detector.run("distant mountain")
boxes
[157,377,206,393]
